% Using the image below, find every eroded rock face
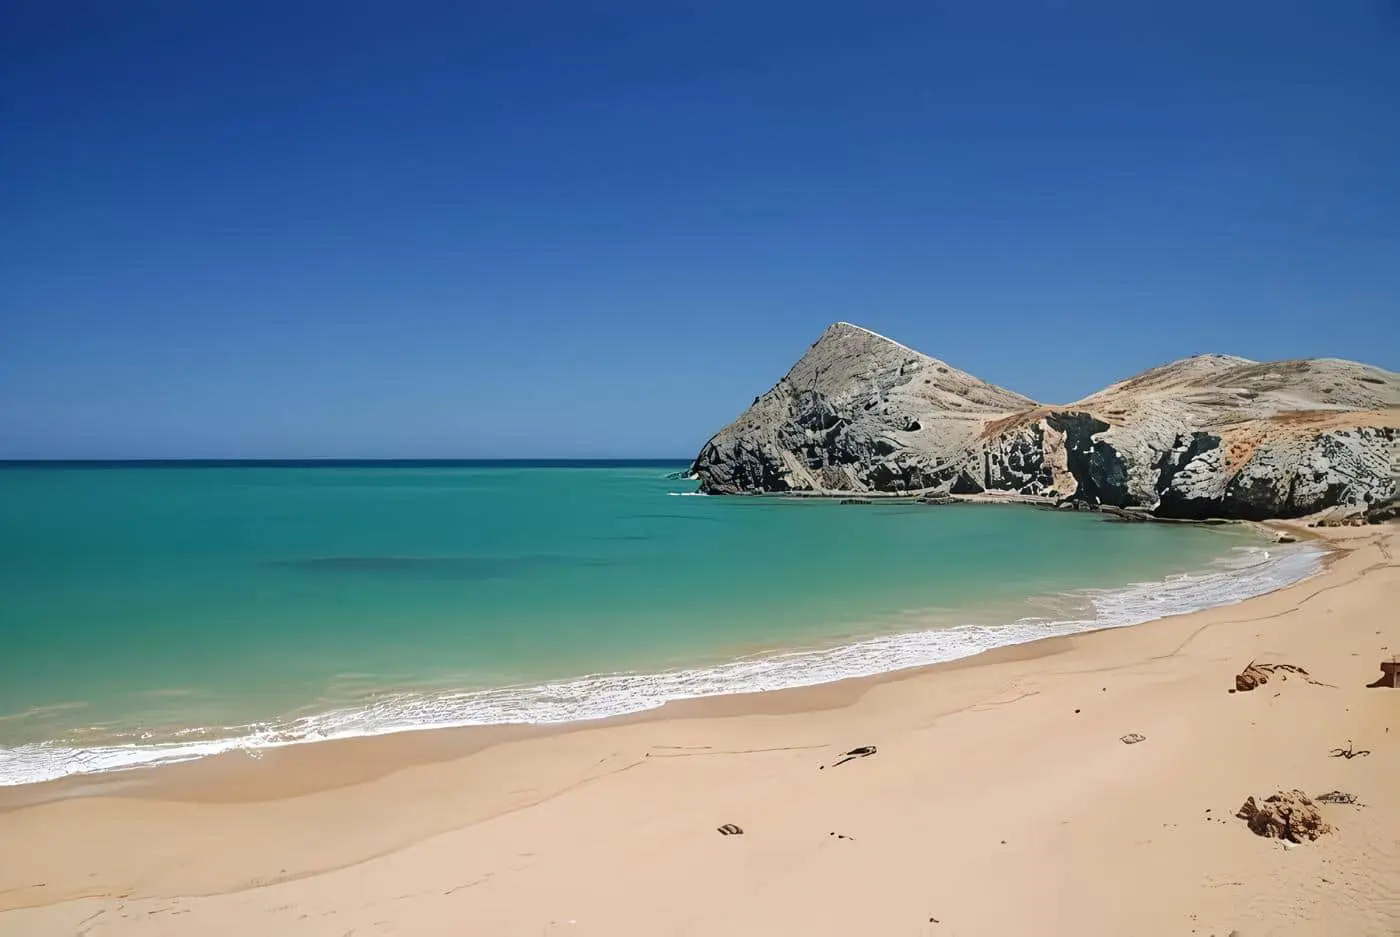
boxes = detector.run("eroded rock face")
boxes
[692,322,1037,497]
[692,323,1400,520]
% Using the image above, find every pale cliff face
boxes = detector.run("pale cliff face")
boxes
[692,323,1400,520]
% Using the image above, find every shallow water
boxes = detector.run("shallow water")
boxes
[0,462,1319,785]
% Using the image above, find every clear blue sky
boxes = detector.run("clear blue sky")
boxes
[3,1,1397,459]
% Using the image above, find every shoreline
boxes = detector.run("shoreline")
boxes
[0,517,1320,794]
[0,522,1394,934]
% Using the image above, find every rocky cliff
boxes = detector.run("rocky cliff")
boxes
[692,323,1400,520]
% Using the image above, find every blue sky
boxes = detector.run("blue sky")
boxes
[3,1,1397,459]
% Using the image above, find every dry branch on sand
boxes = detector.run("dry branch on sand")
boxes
[1329,740,1371,759]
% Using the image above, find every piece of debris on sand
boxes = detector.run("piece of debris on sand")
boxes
[1329,740,1371,759]
[1120,733,1146,745]
[830,745,877,767]
[1315,791,1361,806]
[717,823,744,836]
[1236,790,1332,842]
[1233,661,1326,693]
[1367,659,1399,689]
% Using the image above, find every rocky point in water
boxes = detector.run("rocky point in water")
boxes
[691,323,1400,520]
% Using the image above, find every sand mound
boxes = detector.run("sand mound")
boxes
[1237,790,1332,842]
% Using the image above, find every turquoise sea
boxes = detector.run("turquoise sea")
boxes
[0,462,1320,786]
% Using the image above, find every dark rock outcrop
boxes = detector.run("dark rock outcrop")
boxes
[691,323,1400,520]
[1366,496,1399,524]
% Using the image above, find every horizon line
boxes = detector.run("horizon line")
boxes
[0,457,694,467]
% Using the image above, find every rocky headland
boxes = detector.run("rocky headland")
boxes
[692,322,1400,520]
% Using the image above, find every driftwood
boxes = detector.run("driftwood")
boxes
[1233,660,1329,692]
[1329,740,1371,759]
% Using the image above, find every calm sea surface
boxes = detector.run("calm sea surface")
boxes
[0,461,1320,785]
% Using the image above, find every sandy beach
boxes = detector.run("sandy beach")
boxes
[1,522,1396,936]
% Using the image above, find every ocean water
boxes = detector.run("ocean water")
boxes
[0,462,1321,786]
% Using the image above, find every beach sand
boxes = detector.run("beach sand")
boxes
[1,523,1396,936]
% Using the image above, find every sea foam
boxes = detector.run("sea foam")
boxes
[0,542,1323,787]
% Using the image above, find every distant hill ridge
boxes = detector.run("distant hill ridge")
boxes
[692,322,1400,520]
